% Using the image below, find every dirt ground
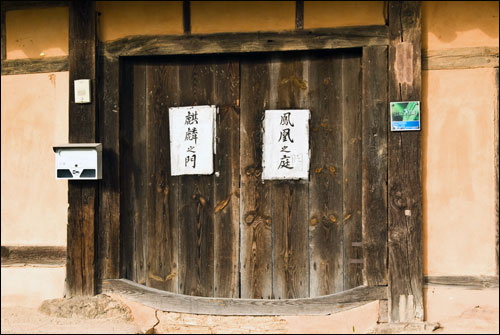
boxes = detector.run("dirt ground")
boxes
[1,295,143,334]
[1,294,498,334]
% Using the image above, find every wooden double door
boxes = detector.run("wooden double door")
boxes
[120,48,388,299]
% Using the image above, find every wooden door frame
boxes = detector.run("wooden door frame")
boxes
[68,0,423,322]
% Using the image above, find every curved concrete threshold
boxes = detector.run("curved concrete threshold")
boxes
[101,279,387,316]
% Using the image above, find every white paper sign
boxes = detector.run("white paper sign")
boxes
[169,105,216,176]
[262,109,310,180]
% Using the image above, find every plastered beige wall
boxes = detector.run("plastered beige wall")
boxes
[425,286,499,333]
[1,72,68,246]
[191,1,295,34]
[1,267,65,308]
[96,1,183,42]
[421,2,499,276]
[422,1,499,51]
[5,7,68,60]
[422,68,497,276]
[304,1,385,29]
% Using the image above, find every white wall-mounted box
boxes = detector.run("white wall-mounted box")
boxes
[74,79,91,103]
[53,143,102,180]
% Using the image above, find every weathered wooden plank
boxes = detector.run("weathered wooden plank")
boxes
[67,0,96,297]
[145,62,179,293]
[97,56,120,282]
[1,10,6,60]
[132,61,148,285]
[342,51,363,290]
[178,61,215,297]
[295,0,304,30]
[1,56,69,75]
[362,46,388,286]
[495,67,499,275]
[271,56,309,299]
[422,47,499,70]
[213,60,240,298]
[155,61,181,293]
[183,0,190,34]
[388,1,423,322]
[1,246,66,266]
[117,58,135,281]
[101,26,389,58]
[240,57,273,299]
[103,278,387,316]
[1,1,69,11]
[424,276,499,289]
[308,53,344,296]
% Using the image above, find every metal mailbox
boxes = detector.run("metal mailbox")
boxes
[53,143,102,180]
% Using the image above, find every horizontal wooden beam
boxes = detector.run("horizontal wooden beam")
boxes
[101,25,389,58]
[102,279,387,316]
[1,56,69,75]
[423,47,499,70]
[424,276,499,289]
[1,1,69,12]
[1,246,66,266]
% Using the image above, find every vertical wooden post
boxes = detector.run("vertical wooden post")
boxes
[183,0,191,34]
[67,0,97,297]
[295,1,304,30]
[387,1,423,322]
[1,10,6,60]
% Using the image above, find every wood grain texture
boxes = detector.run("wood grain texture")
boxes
[240,58,273,299]
[1,1,69,11]
[213,60,240,298]
[102,278,387,316]
[295,1,304,30]
[308,53,344,296]
[388,1,423,322]
[424,276,499,289]
[97,56,120,282]
[146,63,179,292]
[178,61,215,297]
[422,47,499,70]
[271,57,309,299]
[1,246,66,266]
[342,51,363,290]
[183,0,190,34]
[1,56,68,75]
[1,11,6,61]
[362,46,388,286]
[117,59,137,282]
[67,0,96,297]
[495,67,499,276]
[133,61,148,285]
[101,26,389,59]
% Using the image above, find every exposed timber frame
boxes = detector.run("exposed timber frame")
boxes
[101,25,389,59]
[102,279,387,316]
[424,276,499,289]
[422,47,499,70]
[387,1,423,322]
[1,246,66,266]
[1,56,68,75]
[66,0,98,297]
[1,1,69,12]
[295,0,304,30]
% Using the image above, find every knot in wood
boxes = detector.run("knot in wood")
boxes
[245,213,256,225]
